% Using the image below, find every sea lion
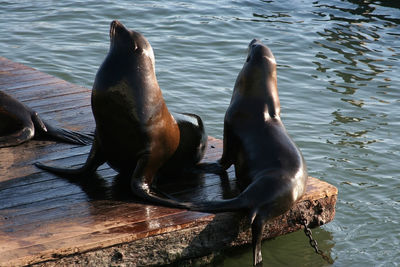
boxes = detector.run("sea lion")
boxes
[186,39,308,266]
[0,90,93,148]
[35,20,208,207]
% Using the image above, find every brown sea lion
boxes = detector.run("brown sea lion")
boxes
[35,20,208,207]
[0,90,93,148]
[186,39,308,266]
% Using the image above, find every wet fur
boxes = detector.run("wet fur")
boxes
[35,20,208,208]
[0,90,93,148]
[187,39,308,266]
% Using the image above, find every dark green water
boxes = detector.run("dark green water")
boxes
[1,1,399,266]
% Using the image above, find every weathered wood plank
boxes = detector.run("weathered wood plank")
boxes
[1,211,213,267]
[0,72,52,86]
[0,57,337,267]
[21,177,337,267]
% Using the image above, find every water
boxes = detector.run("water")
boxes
[1,1,399,266]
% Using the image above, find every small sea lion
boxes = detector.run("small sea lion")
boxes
[0,90,93,148]
[35,20,208,207]
[187,39,308,266]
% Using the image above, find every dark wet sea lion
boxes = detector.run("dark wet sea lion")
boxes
[186,39,308,266]
[35,20,208,207]
[0,90,93,148]
[159,112,208,175]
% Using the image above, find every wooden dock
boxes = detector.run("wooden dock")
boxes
[0,57,338,267]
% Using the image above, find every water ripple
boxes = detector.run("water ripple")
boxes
[1,0,400,265]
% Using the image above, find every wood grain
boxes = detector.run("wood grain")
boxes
[0,57,337,266]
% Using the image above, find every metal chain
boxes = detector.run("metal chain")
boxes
[301,218,334,264]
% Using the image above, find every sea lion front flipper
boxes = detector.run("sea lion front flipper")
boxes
[252,216,265,266]
[218,122,236,170]
[31,111,94,146]
[35,136,106,177]
[0,127,34,148]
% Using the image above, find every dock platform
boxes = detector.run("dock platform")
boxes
[0,57,338,266]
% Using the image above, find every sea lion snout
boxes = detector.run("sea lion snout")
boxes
[247,40,276,65]
[249,38,260,47]
[110,20,125,32]
[109,20,130,40]
[109,20,154,61]
[109,20,118,38]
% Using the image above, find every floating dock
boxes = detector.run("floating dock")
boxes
[0,57,338,266]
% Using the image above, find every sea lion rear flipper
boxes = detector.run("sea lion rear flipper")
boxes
[130,156,192,209]
[219,122,236,169]
[31,112,94,145]
[0,127,34,148]
[45,125,94,145]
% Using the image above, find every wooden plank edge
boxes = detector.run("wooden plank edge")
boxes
[7,177,337,267]
[2,212,215,267]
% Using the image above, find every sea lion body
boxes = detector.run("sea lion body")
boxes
[91,44,180,173]
[36,20,207,207]
[160,112,207,174]
[0,90,93,148]
[188,39,308,266]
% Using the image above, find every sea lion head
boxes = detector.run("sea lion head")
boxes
[246,39,276,68]
[108,20,155,70]
[234,39,280,118]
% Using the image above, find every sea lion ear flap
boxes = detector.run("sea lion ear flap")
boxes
[132,41,139,52]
